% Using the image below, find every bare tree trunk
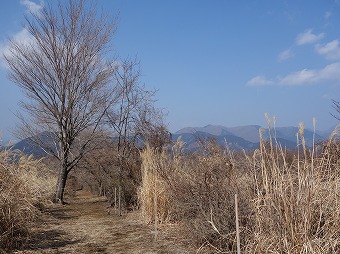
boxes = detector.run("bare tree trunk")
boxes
[55,166,68,204]
[55,149,70,204]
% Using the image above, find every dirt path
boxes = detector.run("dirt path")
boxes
[15,191,193,254]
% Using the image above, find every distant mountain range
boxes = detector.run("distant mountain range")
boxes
[10,137,48,157]
[2,124,337,156]
[172,124,337,152]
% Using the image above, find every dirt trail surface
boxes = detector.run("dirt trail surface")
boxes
[15,191,192,254]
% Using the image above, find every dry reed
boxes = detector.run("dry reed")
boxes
[246,122,339,253]
[0,149,56,251]
[139,121,339,253]
[139,144,173,224]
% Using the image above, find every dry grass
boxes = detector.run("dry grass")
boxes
[140,140,254,252]
[139,144,174,224]
[139,122,340,253]
[247,123,339,253]
[0,149,56,251]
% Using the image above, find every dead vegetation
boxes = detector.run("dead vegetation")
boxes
[0,149,56,251]
[139,122,340,253]
[246,124,339,253]
[0,121,338,253]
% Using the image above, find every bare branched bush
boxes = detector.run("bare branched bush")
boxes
[73,139,143,212]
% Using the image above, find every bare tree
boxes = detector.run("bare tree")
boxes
[4,0,117,203]
[108,58,168,156]
[105,58,168,213]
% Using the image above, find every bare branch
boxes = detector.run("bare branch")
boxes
[331,99,340,121]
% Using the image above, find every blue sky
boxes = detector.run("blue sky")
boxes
[0,0,339,142]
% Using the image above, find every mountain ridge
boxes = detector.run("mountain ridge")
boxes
[173,124,334,151]
[2,124,337,156]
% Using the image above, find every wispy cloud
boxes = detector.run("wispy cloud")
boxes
[279,62,340,85]
[20,0,43,15]
[248,63,340,87]
[315,40,340,61]
[296,29,324,45]
[279,68,316,85]
[10,28,32,45]
[0,28,33,68]
[278,48,294,62]
[246,75,273,86]
[0,1,42,68]
[324,11,332,19]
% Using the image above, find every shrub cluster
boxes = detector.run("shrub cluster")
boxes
[74,142,142,212]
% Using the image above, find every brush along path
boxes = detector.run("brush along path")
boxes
[15,191,191,254]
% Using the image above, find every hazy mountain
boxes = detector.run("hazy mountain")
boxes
[316,125,338,139]
[175,125,232,136]
[7,132,57,158]
[11,137,47,157]
[6,124,335,156]
[175,125,261,142]
[224,125,262,143]
[173,124,330,152]
[172,130,258,152]
[261,127,325,147]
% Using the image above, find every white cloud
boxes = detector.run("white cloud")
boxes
[315,40,340,61]
[279,62,340,85]
[11,28,32,45]
[248,63,340,87]
[296,29,324,45]
[279,68,316,85]
[246,75,273,86]
[0,28,33,68]
[20,0,43,15]
[278,48,294,62]
[1,1,42,66]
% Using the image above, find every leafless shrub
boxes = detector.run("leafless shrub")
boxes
[72,138,143,212]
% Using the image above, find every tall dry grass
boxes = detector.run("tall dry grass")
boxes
[139,123,339,253]
[139,144,174,224]
[0,149,56,251]
[140,139,254,252]
[246,123,339,253]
